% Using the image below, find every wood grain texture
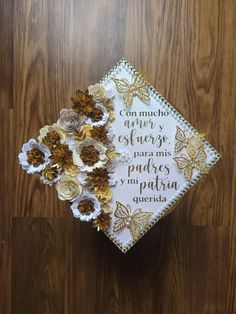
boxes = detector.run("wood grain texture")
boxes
[0,0,235,313]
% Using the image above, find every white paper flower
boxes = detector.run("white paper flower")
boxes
[70,192,101,221]
[56,175,82,201]
[72,139,107,172]
[57,108,83,133]
[38,124,66,144]
[118,150,133,166]
[85,104,109,127]
[18,139,51,174]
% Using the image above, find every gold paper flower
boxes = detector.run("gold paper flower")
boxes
[88,108,103,122]
[64,164,80,177]
[90,125,108,142]
[38,124,66,145]
[56,175,81,201]
[88,83,105,102]
[87,167,109,190]
[77,199,95,215]
[74,125,92,141]
[71,89,95,116]
[95,186,112,203]
[93,212,111,231]
[72,139,107,172]
[41,165,59,181]
[50,144,73,169]
[42,130,61,149]
[27,148,45,167]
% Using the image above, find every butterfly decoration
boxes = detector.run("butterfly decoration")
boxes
[112,74,150,109]
[173,127,209,181]
[113,201,152,241]
[174,126,205,153]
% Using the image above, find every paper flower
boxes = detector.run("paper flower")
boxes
[92,212,111,231]
[71,89,95,116]
[70,193,101,221]
[38,124,66,146]
[88,83,105,102]
[90,125,108,143]
[72,139,107,172]
[85,103,109,127]
[50,144,73,170]
[18,139,51,174]
[57,108,83,133]
[56,174,81,201]
[87,167,110,190]
[40,165,61,185]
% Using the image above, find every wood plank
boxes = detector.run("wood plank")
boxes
[12,218,67,314]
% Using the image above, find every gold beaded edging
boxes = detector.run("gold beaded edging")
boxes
[99,58,221,254]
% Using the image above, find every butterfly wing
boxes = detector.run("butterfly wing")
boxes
[175,127,187,152]
[133,75,150,102]
[113,201,130,233]
[173,155,193,181]
[193,146,209,174]
[123,90,134,109]
[130,210,152,241]
[112,78,130,93]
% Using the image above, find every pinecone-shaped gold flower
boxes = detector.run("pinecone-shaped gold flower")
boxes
[41,165,59,180]
[71,89,95,116]
[87,167,110,190]
[42,130,61,149]
[93,212,111,231]
[90,125,108,142]
[50,144,73,169]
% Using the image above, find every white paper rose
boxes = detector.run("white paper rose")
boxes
[18,139,51,174]
[56,175,81,201]
[88,83,105,102]
[57,108,83,133]
[70,192,101,221]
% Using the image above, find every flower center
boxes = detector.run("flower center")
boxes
[80,145,100,166]
[88,108,103,122]
[27,148,45,167]
[78,199,95,215]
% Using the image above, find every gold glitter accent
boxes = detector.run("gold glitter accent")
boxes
[27,148,45,166]
[105,148,120,161]
[112,74,150,109]
[113,201,152,241]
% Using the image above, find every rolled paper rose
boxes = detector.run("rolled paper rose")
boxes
[56,174,81,201]
[57,108,83,133]
[88,83,105,102]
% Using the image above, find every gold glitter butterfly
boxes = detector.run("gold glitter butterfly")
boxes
[112,74,150,109]
[173,145,209,181]
[174,126,205,153]
[113,201,152,240]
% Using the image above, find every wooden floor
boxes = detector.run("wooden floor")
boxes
[0,0,235,313]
